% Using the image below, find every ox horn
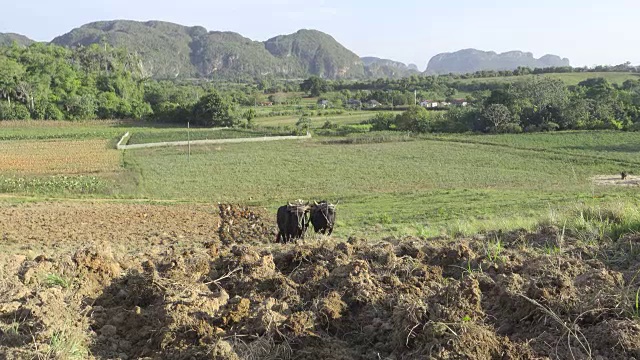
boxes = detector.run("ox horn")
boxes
[288,202,293,206]
[314,201,319,206]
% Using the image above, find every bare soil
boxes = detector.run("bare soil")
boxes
[592,174,640,187]
[2,202,640,359]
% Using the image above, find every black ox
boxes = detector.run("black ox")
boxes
[276,202,310,243]
[310,200,337,236]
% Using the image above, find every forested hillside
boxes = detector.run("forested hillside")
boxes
[0,33,34,47]
[52,21,368,80]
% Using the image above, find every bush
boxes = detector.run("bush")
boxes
[366,112,396,131]
[395,106,433,133]
[44,103,65,120]
[129,100,153,119]
[322,120,338,130]
[192,90,236,127]
[296,116,312,134]
[11,103,31,120]
[498,123,523,133]
[628,122,640,132]
[0,102,18,120]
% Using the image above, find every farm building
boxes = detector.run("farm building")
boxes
[420,100,439,108]
[347,99,362,108]
[451,99,468,106]
[317,99,330,108]
[366,100,381,108]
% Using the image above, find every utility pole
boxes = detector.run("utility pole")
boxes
[414,90,417,106]
[188,121,191,162]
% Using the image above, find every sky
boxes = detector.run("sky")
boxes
[2,0,638,71]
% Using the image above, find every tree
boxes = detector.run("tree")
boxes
[482,104,517,133]
[367,112,396,131]
[192,90,235,127]
[296,116,312,134]
[268,93,287,105]
[300,76,329,97]
[578,78,615,100]
[395,106,432,133]
[244,108,256,128]
[0,56,25,105]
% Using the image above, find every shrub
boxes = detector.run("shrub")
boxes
[366,112,396,131]
[44,103,65,120]
[296,116,312,134]
[395,106,432,133]
[12,103,31,120]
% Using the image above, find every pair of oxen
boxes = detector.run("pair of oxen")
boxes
[276,200,337,243]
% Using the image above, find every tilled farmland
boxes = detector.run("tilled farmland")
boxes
[1,202,640,359]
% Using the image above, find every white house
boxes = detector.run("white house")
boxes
[451,99,468,107]
[420,100,439,108]
[366,100,381,108]
[317,99,330,108]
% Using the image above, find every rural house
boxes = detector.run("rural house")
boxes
[347,99,362,108]
[317,99,330,108]
[451,99,468,107]
[366,100,381,108]
[420,100,439,108]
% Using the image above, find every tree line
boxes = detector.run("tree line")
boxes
[364,77,640,134]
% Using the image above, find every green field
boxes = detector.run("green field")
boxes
[1,121,639,238]
[253,111,396,127]
[454,72,640,86]
[122,130,639,237]
[126,128,297,145]
[0,120,132,141]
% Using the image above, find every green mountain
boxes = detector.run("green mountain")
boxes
[51,20,201,79]
[41,21,574,80]
[0,33,35,47]
[189,31,289,79]
[362,57,420,78]
[426,49,570,75]
[51,21,369,80]
[263,29,365,79]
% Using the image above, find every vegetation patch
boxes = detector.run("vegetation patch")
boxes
[0,175,108,195]
[126,127,296,145]
[0,139,121,175]
[124,131,640,237]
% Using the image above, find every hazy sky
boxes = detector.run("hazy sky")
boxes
[2,0,637,70]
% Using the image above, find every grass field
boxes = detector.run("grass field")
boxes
[1,121,639,238]
[453,72,640,86]
[0,120,132,141]
[126,127,296,145]
[254,111,398,127]
[123,131,639,237]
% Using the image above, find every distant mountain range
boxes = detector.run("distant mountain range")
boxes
[48,21,370,80]
[361,57,420,78]
[426,49,571,75]
[1,21,571,80]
